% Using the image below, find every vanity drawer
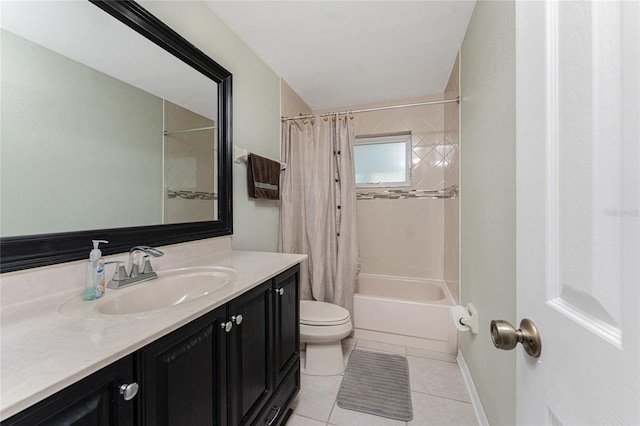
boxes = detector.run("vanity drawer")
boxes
[254,360,300,426]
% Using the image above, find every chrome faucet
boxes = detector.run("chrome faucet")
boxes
[107,246,164,289]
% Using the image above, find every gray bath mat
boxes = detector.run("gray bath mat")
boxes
[337,349,413,421]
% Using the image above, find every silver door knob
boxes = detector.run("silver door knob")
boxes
[221,321,233,332]
[232,314,243,325]
[276,288,285,296]
[490,318,541,358]
[119,382,139,401]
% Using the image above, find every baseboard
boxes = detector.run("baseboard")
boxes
[457,351,489,426]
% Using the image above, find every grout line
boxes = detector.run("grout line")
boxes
[405,353,458,364]
[325,384,341,424]
[290,413,328,424]
[354,341,408,356]
[409,388,473,404]
[405,350,458,363]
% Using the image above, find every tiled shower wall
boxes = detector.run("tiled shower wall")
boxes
[164,100,217,224]
[280,76,459,289]
[314,95,450,280]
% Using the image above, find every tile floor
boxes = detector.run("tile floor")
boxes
[288,338,478,426]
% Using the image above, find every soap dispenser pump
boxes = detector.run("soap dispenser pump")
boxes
[84,240,109,301]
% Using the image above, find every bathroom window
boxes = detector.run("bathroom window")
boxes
[353,134,412,187]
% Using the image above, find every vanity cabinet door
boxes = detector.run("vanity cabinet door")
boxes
[1,355,136,426]
[226,280,274,426]
[273,264,300,387]
[138,307,227,426]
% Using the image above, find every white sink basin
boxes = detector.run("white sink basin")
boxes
[98,266,238,315]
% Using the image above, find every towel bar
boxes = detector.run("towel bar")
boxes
[233,144,286,170]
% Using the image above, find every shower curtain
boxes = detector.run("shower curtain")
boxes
[279,116,360,314]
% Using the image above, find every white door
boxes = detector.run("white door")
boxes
[515,1,639,424]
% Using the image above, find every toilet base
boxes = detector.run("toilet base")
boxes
[302,341,345,376]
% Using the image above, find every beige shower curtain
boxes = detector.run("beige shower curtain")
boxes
[279,116,360,314]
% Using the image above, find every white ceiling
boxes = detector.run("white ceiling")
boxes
[206,1,475,110]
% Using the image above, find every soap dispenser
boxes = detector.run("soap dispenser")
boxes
[84,240,109,301]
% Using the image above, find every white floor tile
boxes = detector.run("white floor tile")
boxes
[355,339,407,355]
[406,347,457,363]
[407,356,471,402]
[409,392,477,426]
[329,403,407,426]
[291,374,342,422]
[293,341,476,426]
[286,413,327,426]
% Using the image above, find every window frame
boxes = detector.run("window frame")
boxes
[353,133,412,188]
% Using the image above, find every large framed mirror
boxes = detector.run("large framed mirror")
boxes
[0,1,233,273]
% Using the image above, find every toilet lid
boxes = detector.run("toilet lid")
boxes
[300,300,351,326]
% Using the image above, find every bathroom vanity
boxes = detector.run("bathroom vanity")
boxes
[0,1,303,423]
[0,245,304,426]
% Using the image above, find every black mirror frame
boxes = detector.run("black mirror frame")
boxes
[0,0,233,273]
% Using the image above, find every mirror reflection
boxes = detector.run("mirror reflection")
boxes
[0,1,219,238]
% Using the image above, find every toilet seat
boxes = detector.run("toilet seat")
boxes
[300,300,353,375]
[300,300,350,326]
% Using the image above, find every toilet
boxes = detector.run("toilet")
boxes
[300,300,353,376]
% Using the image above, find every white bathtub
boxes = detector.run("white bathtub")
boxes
[353,274,457,354]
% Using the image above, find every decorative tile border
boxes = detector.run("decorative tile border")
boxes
[356,185,458,200]
[167,190,217,201]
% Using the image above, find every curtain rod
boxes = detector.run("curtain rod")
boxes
[280,97,459,122]
[163,126,216,136]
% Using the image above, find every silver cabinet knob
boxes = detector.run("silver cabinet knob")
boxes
[276,288,285,296]
[232,314,243,325]
[119,382,139,401]
[221,321,233,332]
[490,318,541,358]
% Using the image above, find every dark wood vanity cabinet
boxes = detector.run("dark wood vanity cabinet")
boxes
[2,356,136,426]
[140,265,300,426]
[141,264,301,426]
[138,307,228,426]
[228,264,301,425]
[254,266,301,426]
[273,267,300,388]
[138,282,272,426]
[2,265,300,426]
[227,280,274,425]
[230,265,301,426]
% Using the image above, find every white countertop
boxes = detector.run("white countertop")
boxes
[0,244,305,421]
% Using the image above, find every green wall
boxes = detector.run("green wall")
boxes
[460,1,516,424]
[142,1,282,252]
[1,29,163,236]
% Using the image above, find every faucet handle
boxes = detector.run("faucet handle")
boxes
[130,261,140,278]
[128,246,163,278]
[105,261,127,287]
[141,255,155,274]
